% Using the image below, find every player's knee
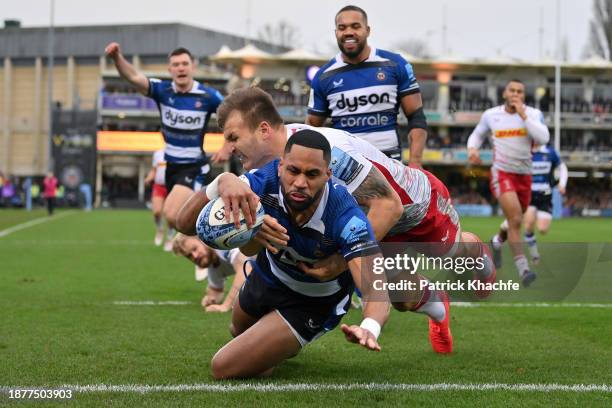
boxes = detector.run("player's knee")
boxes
[211,353,232,380]
[507,214,522,229]
[538,228,548,235]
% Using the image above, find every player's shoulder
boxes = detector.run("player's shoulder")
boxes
[327,181,358,211]
[313,56,344,82]
[374,48,409,65]
[525,105,544,116]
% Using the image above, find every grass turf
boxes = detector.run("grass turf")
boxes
[0,210,610,406]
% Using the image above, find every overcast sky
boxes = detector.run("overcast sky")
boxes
[5,0,594,62]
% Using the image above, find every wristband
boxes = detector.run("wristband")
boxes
[205,175,221,199]
[359,317,381,340]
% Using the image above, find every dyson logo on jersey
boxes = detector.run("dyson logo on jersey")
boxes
[335,92,391,112]
[164,110,203,127]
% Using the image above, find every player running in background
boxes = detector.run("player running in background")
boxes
[467,79,550,287]
[104,42,223,229]
[204,130,388,379]
[523,144,568,264]
[144,149,175,250]
[306,5,427,165]
[177,88,502,353]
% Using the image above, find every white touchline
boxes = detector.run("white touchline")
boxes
[1,383,609,393]
[0,211,75,238]
[453,302,612,308]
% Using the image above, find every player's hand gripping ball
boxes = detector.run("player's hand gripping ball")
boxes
[196,197,265,250]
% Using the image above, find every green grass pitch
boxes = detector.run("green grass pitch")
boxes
[0,209,610,406]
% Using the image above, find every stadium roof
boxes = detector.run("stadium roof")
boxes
[0,22,288,59]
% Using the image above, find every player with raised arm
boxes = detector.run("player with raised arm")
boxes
[202,130,388,379]
[178,88,500,354]
[523,144,568,264]
[104,42,223,229]
[467,79,550,287]
[306,5,427,165]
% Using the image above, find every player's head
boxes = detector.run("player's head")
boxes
[217,87,283,170]
[503,79,526,109]
[168,47,196,90]
[172,233,218,268]
[335,5,370,60]
[279,129,332,212]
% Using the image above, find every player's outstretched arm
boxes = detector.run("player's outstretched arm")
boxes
[176,190,209,235]
[343,255,390,351]
[104,42,149,95]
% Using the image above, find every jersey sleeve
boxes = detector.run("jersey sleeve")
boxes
[335,201,380,262]
[147,78,163,102]
[307,73,330,116]
[396,55,420,97]
[467,112,491,149]
[209,88,224,113]
[238,160,279,197]
[329,142,373,194]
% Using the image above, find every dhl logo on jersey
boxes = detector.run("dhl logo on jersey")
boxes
[495,128,527,138]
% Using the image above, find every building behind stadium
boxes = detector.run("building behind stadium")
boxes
[0,20,610,214]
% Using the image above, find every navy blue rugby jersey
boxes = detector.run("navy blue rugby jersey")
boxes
[240,159,380,298]
[308,48,419,151]
[148,79,223,164]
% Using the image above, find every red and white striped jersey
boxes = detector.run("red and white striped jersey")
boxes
[286,123,431,232]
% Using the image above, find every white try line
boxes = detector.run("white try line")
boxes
[113,301,195,306]
[1,383,610,394]
[454,302,612,309]
[0,211,75,238]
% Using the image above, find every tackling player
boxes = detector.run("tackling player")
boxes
[306,5,427,165]
[523,144,568,264]
[172,233,251,311]
[104,42,223,229]
[204,130,389,379]
[178,88,500,354]
[468,79,550,287]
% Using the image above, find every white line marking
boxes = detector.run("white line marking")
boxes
[454,302,612,309]
[1,383,609,393]
[0,211,75,238]
[8,239,150,246]
[113,301,195,306]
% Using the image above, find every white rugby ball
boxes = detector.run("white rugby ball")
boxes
[196,197,265,250]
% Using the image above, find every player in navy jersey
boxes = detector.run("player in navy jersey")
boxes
[104,43,223,229]
[203,130,388,379]
[523,144,568,263]
[177,88,470,354]
[306,5,427,165]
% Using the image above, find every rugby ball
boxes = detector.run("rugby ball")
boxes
[196,197,265,250]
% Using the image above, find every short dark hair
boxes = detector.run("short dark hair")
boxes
[284,129,331,164]
[217,87,283,130]
[506,78,524,87]
[335,5,368,25]
[168,47,194,61]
